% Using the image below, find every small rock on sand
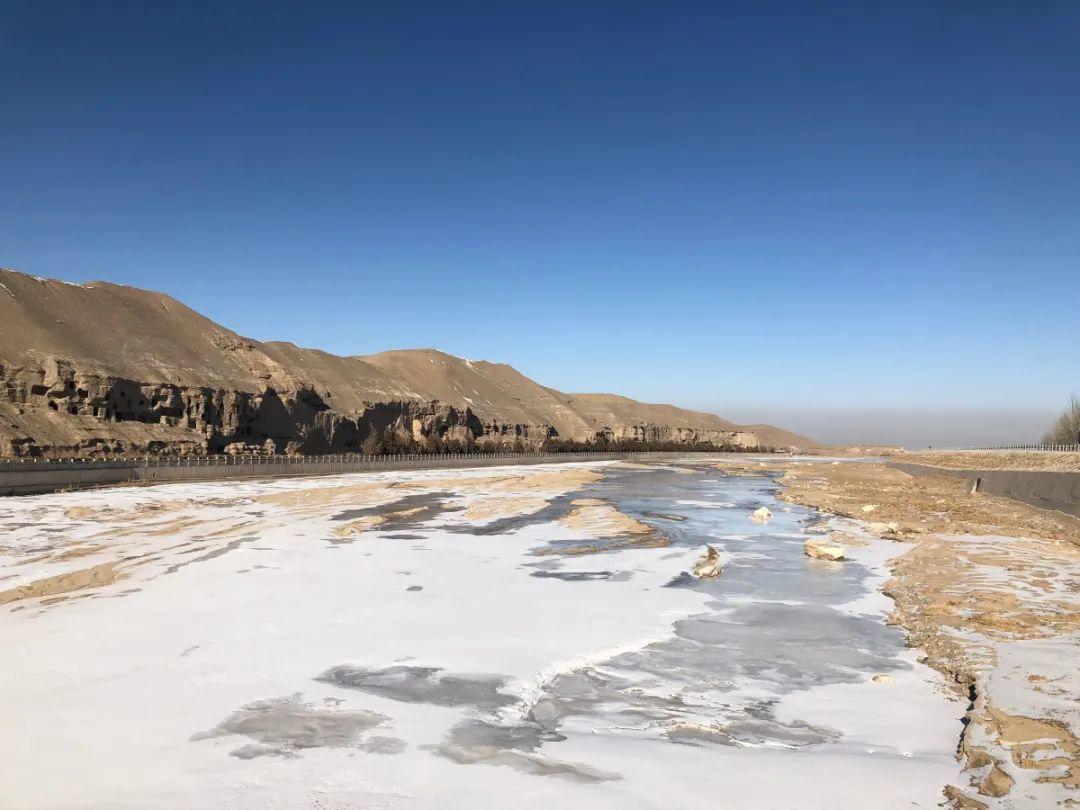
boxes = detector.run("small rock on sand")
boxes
[861,504,879,513]
[750,507,773,524]
[692,546,724,578]
[871,674,894,684]
[866,521,901,536]
[804,537,845,561]
[979,765,1014,798]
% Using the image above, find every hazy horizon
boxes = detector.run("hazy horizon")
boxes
[715,405,1060,448]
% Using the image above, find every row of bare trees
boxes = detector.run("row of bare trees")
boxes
[1044,395,1080,445]
[357,427,768,456]
[539,436,769,453]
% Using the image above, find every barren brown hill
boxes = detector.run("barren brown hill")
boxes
[0,268,815,456]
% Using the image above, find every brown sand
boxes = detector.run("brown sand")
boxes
[560,498,654,538]
[49,543,109,562]
[901,450,1080,473]
[615,461,697,474]
[0,562,122,605]
[393,467,603,523]
[260,468,600,524]
[460,496,551,521]
[389,467,602,496]
[777,461,1080,545]
[332,507,428,539]
[258,481,387,511]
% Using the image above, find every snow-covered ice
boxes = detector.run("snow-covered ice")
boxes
[0,462,963,808]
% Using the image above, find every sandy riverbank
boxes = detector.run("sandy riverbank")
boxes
[702,456,1080,808]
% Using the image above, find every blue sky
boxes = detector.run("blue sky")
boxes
[2,1,1078,444]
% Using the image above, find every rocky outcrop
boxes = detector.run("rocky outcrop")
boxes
[597,423,758,448]
[692,546,724,578]
[804,537,845,561]
[0,350,758,458]
[750,506,773,524]
[0,358,553,457]
[0,354,753,459]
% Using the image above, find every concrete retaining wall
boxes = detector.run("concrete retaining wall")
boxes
[890,462,1080,519]
[0,452,685,497]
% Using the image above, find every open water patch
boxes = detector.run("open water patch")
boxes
[317,664,517,712]
[191,694,394,759]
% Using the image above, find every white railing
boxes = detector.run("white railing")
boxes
[0,449,658,474]
[921,444,1080,453]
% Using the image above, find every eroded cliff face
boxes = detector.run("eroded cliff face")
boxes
[0,357,760,457]
[597,423,759,448]
[0,358,556,457]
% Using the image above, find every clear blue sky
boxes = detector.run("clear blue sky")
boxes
[2,1,1077,444]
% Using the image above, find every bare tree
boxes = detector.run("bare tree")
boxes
[1043,395,1080,445]
[361,425,384,455]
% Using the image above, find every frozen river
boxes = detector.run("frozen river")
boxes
[0,460,962,808]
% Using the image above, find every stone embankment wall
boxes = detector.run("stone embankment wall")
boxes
[890,461,1080,519]
[0,451,685,497]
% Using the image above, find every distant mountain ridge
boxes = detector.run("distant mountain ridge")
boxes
[0,268,816,457]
